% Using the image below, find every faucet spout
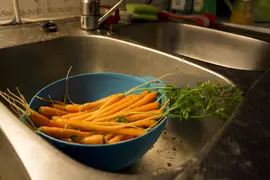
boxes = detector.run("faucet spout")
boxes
[80,0,125,30]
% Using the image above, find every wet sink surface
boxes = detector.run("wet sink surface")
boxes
[114,22,270,71]
[0,33,232,177]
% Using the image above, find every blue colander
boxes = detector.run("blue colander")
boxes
[28,72,168,172]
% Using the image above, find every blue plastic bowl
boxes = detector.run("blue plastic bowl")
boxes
[28,72,168,172]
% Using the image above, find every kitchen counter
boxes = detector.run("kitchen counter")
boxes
[220,21,270,35]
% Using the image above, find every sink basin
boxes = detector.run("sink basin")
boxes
[0,21,238,179]
[114,22,270,71]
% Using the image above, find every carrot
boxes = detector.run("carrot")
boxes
[92,102,160,122]
[90,91,148,120]
[92,94,124,114]
[52,111,98,122]
[104,133,115,141]
[126,110,162,122]
[81,135,104,144]
[39,106,67,117]
[51,116,61,120]
[80,95,112,111]
[86,122,120,126]
[61,111,87,119]
[51,104,66,111]
[116,128,145,136]
[60,138,74,143]
[48,119,146,136]
[123,135,134,141]
[38,126,92,138]
[122,91,158,111]
[130,101,160,112]
[64,94,123,113]
[107,134,126,144]
[69,111,97,121]
[129,119,157,127]
[86,94,136,121]
[64,104,81,113]
[28,110,51,127]
[87,119,157,128]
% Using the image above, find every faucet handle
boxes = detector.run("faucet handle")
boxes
[80,0,125,30]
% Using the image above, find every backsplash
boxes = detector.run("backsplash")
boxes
[0,0,167,24]
[0,0,14,22]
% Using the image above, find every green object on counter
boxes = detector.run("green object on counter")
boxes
[192,0,216,16]
[126,4,159,14]
[128,13,158,21]
[254,0,270,22]
[126,4,159,21]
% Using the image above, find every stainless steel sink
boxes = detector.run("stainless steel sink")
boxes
[113,22,270,71]
[0,19,239,179]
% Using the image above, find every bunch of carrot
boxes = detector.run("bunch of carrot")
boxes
[0,88,166,145]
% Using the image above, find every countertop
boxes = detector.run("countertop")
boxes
[0,18,269,180]
[219,21,270,35]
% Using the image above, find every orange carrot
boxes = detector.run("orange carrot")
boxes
[38,126,92,138]
[39,106,67,117]
[28,110,51,127]
[86,122,120,126]
[81,135,104,144]
[116,128,145,136]
[51,116,61,120]
[64,104,81,113]
[93,94,124,113]
[61,111,87,119]
[92,102,160,122]
[51,104,66,111]
[86,94,136,121]
[52,111,98,122]
[130,101,160,112]
[104,133,115,141]
[123,91,158,111]
[123,135,134,141]
[60,138,74,143]
[69,111,97,121]
[107,134,126,144]
[48,119,146,136]
[92,91,148,119]
[126,110,162,122]
[129,119,157,127]
[80,95,112,111]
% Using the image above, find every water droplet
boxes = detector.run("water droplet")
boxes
[156,167,168,174]
[157,149,162,153]
[165,152,176,159]
[244,161,252,167]
[229,141,241,156]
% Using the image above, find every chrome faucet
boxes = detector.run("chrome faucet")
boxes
[80,0,125,30]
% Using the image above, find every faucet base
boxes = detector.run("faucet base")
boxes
[80,15,99,30]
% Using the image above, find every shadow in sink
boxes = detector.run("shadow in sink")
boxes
[114,22,270,71]
[0,35,236,176]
